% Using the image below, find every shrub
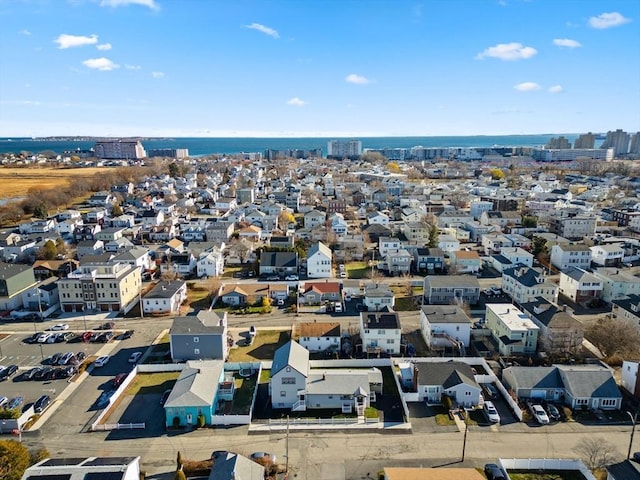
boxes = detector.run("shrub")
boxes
[173,469,186,480]
[196,414,205,428]
[441,394,453,411]
[605,354,623,367]
[0,408,21,420]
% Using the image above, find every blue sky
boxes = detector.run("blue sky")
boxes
[1,0,639,137]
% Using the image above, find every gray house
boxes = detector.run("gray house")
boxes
[424,275,480,305]
[259,251,298,276]
[208,452,265,480]
[502,364,622,410]
[270,340,310,409]
[411,361,481,408]
[170,310,228,361]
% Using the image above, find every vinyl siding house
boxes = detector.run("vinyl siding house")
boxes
[413,247,445,274]
[410,361,481,408]
[420,306,471,353]
[590,244,624,267]
[611,294,640,326]
[298,321,341,353]
[591,267,640,303]
[502,365,622,410]
[142,280,187,315]
[363,283,395,311]
[259,251,298,277]
[270,340,310,409]
[360,311,402,355]
[208,452,265,480]
[306,241,332,278]
[0,262,37,310]
[558,267,603,304]
[550,244,592,271]
[300,281,341,305]
[423,275,480,305]
[485,303,539,356]
[163,360,225,427]
[380,248,412,275]
[170,310,228,361]
[449,250,481,274]
[519,298,584,356]
[501,264,558,305]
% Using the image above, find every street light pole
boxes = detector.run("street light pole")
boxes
[628,411,637,460]
[461,410,468,462]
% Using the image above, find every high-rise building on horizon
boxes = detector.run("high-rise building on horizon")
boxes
[327,139,362,157]
[545,136,571,149]
[94,139,146,159]
[629,132,640,155]
[147,148,189,159]
[600,129,630,157]
[574,132,595,149]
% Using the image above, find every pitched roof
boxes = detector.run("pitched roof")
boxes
[209,453,265,480]
[271,340,309,377]
[557,365,622,399]
[503,366,563,390]
[144,280,185,299]
[260,251,297,268]
[415,361,479,389]
[308,241,332,258]
[383,467,485,480]
[298,322,341,338]
[303,281,341,294]
[170,311,225,335]
[165,360,224,408]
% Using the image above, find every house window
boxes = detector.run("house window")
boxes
[601,399,616,407]
[387,339,394,344]
[282,377,296,385]
[280,391,286,397]
[286,367,291,372]
[193,337,199,343]
[194,348,200,355]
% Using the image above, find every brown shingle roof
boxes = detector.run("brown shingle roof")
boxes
[298,322,341,338]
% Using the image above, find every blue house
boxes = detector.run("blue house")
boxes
[164,360,225,428]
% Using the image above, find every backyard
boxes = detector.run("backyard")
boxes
[508,471,590,480]
[125,372,181,396]
[228,330,291,362]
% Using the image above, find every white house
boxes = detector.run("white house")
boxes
[306,241,333,278]
[409,360,482,408]
[500,247,533,268]
[330,213,348,236]
[379,237,402,257]
[621,360,640,400]
[304,209,326,229]
[196,248,225,278]
[591,267,640,303]
[558,267,603,304]
[297,321,341,353]
[437,234,460,255]
[420,305,471,353]
[485,303,540,355]
[550,244,592,271]
[363,283,395,312]
[590,244,624,267]
[142,280,187,315]
[270,340,310,409]
[360,311,402,355]
[501,264,558,304]
[366,211,390,226]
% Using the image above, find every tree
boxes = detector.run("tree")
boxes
[573,436,620,470]
[489,168,505,180]
[168,163,180,178]
[55,237,67,256]
[261,296,271,307]
[0,440,31,480]
[37,240,57,260]
[428,224,439,248]
[33,203,48,219]
[112,203,123,216]
[531,237,548,258]
[387,161,401,173]
[522,216,537,228]
[278,211,295,228]
[585,317,640,358]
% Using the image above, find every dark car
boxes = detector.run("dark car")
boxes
[71,351,87,365]
[121,330,134,339]
[113,373,127,388]
[96,390,114,409]
[546,403,561,422]
[23,367,42,381]
[95,331,114,343]
[62,332,75,342]
[99,322,115,330]
[633,451,640,463]
[61,365,77,378]
[24,332,41,344]
[484,463,506,480]
[34,394,51,413]
[7,396,24,410]
[0,364,18,380]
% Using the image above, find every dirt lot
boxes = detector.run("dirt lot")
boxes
[0,166,106,199]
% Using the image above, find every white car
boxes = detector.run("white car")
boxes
[284,274,299,281]
[531,404,550,425]
[128,352,142,363]
[483,401,501,424]
[334,302,343,313]
[94,355,110,367]
[37,333,51,343]
[51,323,69,331]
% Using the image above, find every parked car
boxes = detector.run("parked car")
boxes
[266,275,280,281]
[81,331,93,342]
[37,333,51,343]
[23,367,42,381]
[284,274,299,281]
[75,351,87,362]
[94,355,110,367]
[334,302,343,313]
[633,451,640,463]
[62,332,75,341]
[96,390,115,409]
[545,403,561,422]
[481,383,499,399]
[128,352,142,363]
[344,294,352,302]
[34,394,51,413]
[7,396,23,410]
[0,396,8,408]
[339,271,347,278]
[61,365,77,378]
[121,330,134,339]
[0,364,18,381]
[99,322,115,330]
[250,452,277,464]
[483,401,501,424]
[484,463,506,480]
[25,332,41,344]
[50,323,69,331]
[58,352,75,365]
[113,373,127,388]
[530,403,550,425]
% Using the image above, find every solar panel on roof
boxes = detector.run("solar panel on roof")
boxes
[84,472,125,480]
[26,475,71,480]
[83,457,135,467]
[40,459,86,467]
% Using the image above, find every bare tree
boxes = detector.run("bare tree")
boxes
[573,437,620,470]
[585,317,640,358]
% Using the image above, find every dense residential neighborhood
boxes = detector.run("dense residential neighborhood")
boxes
[2,133,640,479]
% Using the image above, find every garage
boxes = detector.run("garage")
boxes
[530,389,547,399]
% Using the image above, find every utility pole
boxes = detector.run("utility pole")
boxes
[285,415,290,477]
[461,411,468,462]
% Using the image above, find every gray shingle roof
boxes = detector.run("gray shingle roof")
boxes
[557,365,622,399]
[271,340,309,377]
[209,453,265,480]
[170,311,225,335]
[420,306,470,324]
[415,361,478,389]
[503,366,563,390]
[165,360,223,408]
[145,280,185,299]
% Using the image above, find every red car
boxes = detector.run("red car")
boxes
[81,331,93,343]
[112,373,127,388]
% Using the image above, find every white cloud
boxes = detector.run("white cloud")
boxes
[20,29,31,36]
[514,82,541,92]
[548,85,563,93]
[82,57,119,71]
[287,97,307,107]
[151,71,165,78]
[125,64,141,70]
[244,23,279,38]
[55,33,98,49]
[97,43,112,51]
[345,73,370,85]
[99,0,158,9]
[476,42,537,61]
[553,38,582,48]
[589,12,631,29]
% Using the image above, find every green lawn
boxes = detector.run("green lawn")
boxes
[394,296,419,311]
[230,373,257,414]
[125,372,180,395]
[346,261,369,279]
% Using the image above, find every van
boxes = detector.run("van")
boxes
[334,302,342,313]
[483,401,500,423]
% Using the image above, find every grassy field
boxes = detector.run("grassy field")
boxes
[228,330,290,362]
[125,372,181,395]
[346,261,369,279]
[0,166,109,199]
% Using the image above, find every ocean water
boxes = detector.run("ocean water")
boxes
[0,134,582,157]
